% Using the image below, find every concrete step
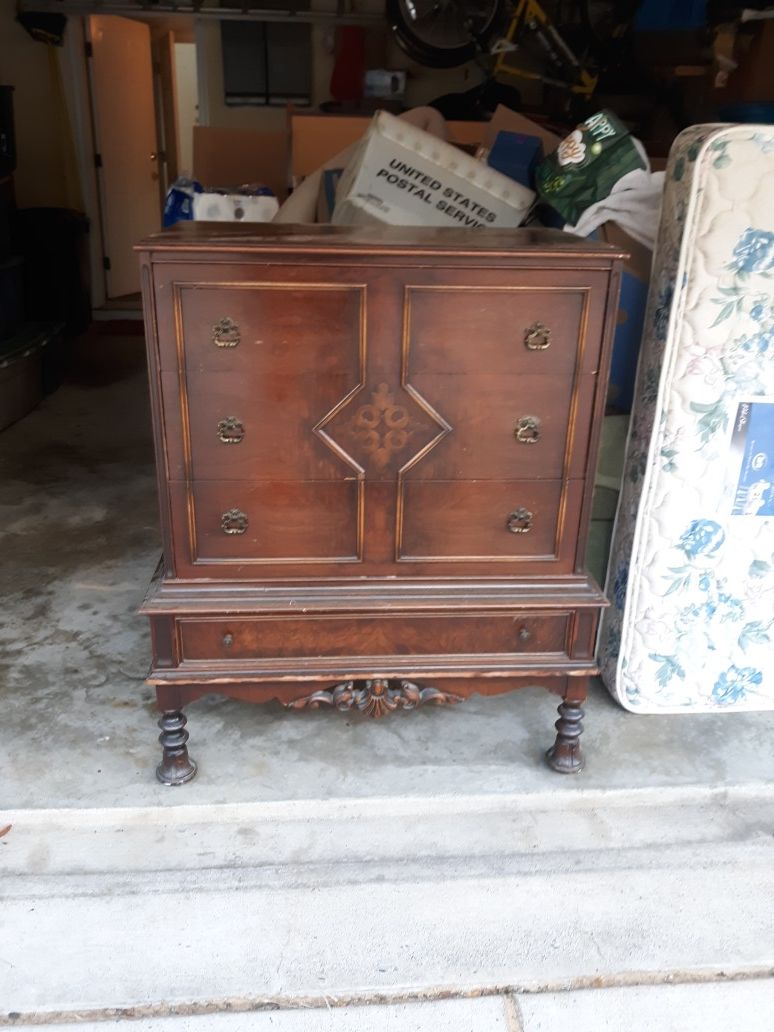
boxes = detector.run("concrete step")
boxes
[7,982,774,1032]
[2,787,774,875]
[3,791,774,1019]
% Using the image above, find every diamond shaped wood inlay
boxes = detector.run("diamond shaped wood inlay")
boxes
[315,381,450,476]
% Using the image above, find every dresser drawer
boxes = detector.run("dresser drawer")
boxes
[171,281,365,374]
[177,611,572,662]
[161,370,357,482]
[170,480,362,564]
[405,284,591,380]
[405,372,598,481]
[398,479,585,564]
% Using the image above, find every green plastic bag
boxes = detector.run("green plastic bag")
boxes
[535,111,646,226]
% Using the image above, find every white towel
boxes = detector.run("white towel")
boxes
[564,167,665,250]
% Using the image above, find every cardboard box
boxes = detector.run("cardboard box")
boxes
[481,106,560,154]
[316,169,344,223]
[332,111,535,229]
[193,126,288,200]
[290,111,526,182]
[599,222,652,412]
[718,20,774,104]
[486,131,543,188]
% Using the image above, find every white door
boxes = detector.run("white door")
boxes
[88,15,160,297]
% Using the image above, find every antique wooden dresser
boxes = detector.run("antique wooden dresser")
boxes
[137,223,623,784]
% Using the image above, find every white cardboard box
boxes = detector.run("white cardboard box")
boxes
[331,111,534,229]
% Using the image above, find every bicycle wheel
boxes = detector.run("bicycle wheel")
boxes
[388,0,505,68]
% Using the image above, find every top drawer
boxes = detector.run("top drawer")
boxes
[158,280,365,374]
[405,284,590,379]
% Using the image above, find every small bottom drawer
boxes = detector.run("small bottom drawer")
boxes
[398,479,584,564]
[177,612,571,662]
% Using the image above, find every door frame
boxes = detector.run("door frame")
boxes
[58,16,106,309]
[60,15,186,308]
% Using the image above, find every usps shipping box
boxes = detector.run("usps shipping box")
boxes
[332,111,534,229]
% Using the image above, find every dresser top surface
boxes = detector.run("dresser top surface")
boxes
[137,222,626,261]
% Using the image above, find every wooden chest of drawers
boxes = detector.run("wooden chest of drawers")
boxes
[137,223,623,784]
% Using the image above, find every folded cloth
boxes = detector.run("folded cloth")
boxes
[564,167,665,250]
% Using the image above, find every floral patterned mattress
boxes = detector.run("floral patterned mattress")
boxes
[599,124,774,713]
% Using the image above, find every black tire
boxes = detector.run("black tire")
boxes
[387,0,505,69]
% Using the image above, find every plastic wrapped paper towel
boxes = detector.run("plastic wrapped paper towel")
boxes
[193,192,279,223]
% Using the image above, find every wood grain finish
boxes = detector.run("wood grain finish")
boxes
[137,223,624,780]
[398,479,584,564]
[177,611,571,661]
[174,479,363,564]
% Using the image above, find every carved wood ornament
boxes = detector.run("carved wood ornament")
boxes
[287,678,464,718]
[347,382,415,469]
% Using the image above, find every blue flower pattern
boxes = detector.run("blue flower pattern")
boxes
[599,126,774,712]
[730,229,774,275]
[712,666,763,705]
[678,520,725,559]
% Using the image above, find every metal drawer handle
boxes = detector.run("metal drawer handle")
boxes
[518,625,532,643]
[524,322,551,350]
[222,633,234,648]
[506,508,533,534]
[217,417,245,444]
[221,508,248,535]
[515,415,541,444]
[213,317,240,348]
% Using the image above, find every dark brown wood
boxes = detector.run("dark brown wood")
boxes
[286,678,464,717]
[176,611,572,661]
[546,677,589,774]
[156,709,197,785]
[136,224,623,779]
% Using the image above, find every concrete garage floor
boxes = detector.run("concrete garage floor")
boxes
[2,328,774,1028]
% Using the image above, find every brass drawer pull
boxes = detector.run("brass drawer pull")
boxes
[518,625,532,643]
[221,508,248,535]
[217,417,245,444]
[213,317,240,348]
[506,508,533,534]
[515,415,541,444]
[524,322,551,350]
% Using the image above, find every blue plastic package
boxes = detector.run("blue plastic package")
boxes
[163,177,203,227]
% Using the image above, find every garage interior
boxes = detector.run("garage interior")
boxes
[3,1,774,1027]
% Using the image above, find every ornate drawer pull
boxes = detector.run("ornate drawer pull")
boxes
[517,625,532,643]
[217,417,245,444]
[506,508,533,534]
[221,508,248,535]
[213,317,240,348]
[515,415,541,444]
[222,633,234,648]
[524,322,551,350]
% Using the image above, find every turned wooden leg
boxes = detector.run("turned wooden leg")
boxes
[156,709,197,785]
[546,679,587,774]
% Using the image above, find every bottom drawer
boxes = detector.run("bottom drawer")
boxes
[177,612,572,662]
[398,479,584,564]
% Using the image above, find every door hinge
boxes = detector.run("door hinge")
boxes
[103,256,111,272]
[94,153,102,169]
[85,40,93,58]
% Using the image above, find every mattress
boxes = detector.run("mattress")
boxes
[600,124,774,712]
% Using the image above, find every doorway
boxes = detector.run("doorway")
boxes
[86,16,198,302]
[87,15,160,299]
